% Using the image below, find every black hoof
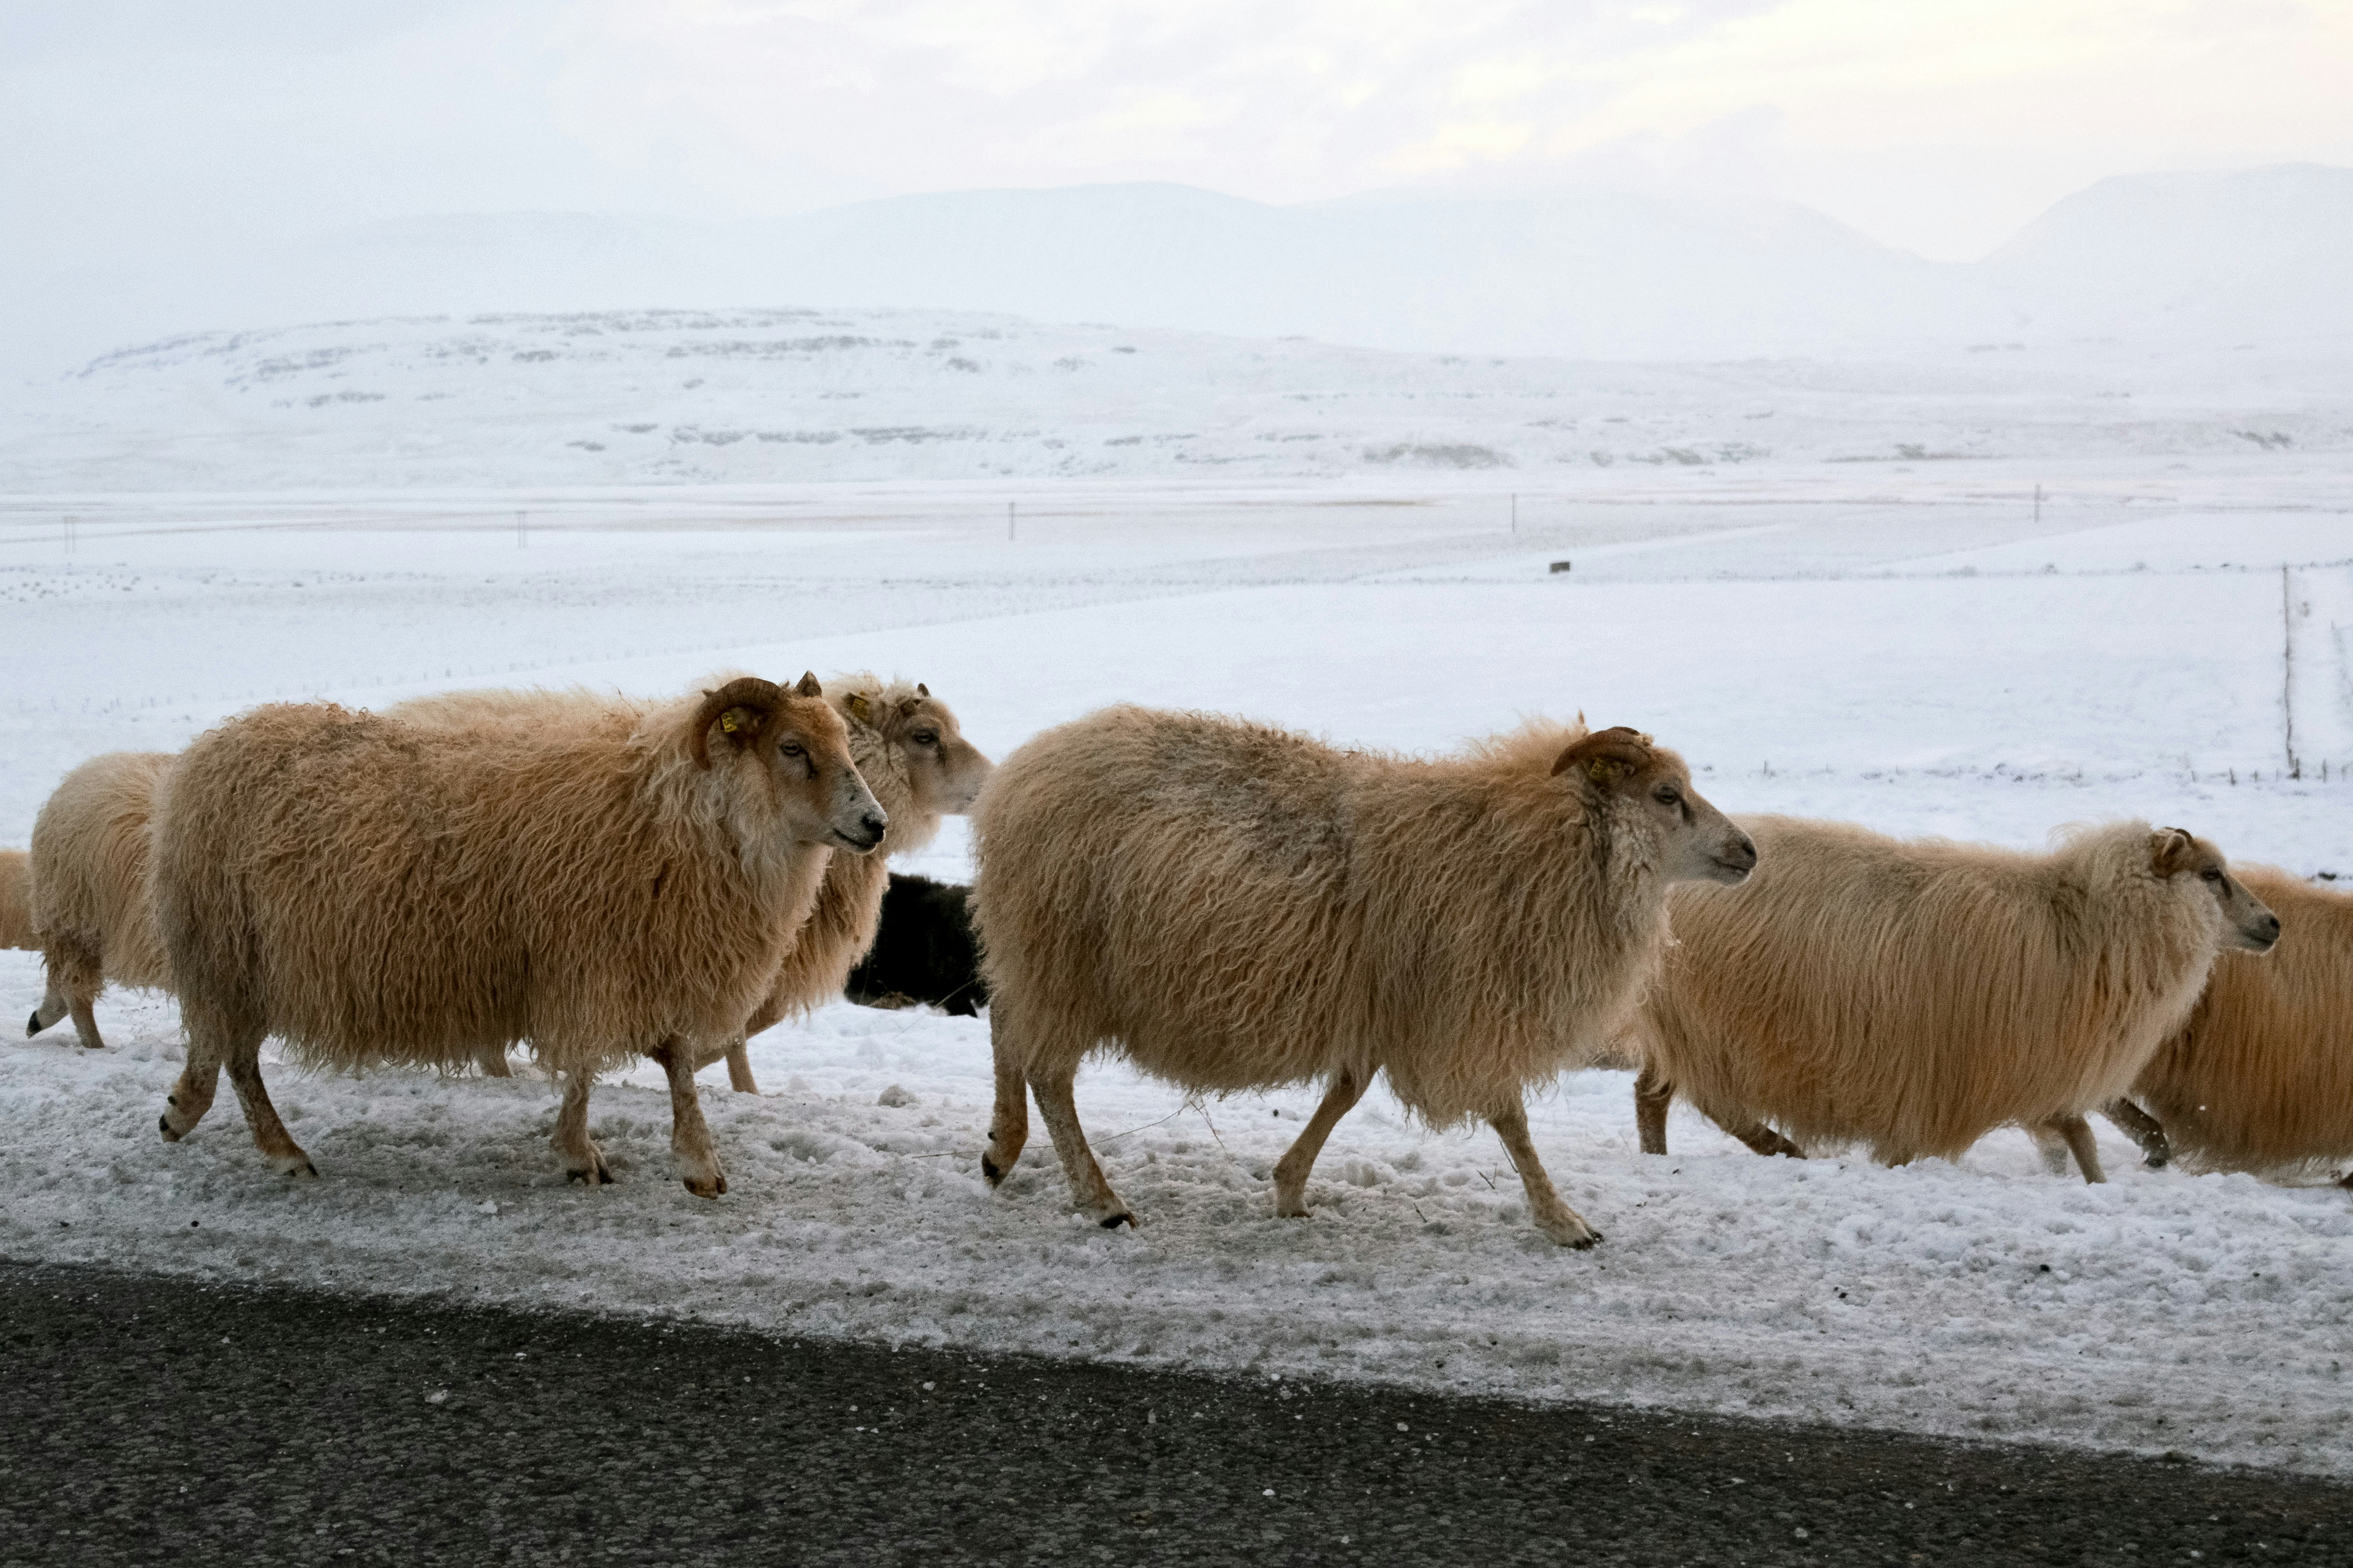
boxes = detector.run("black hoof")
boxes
[25,1009,40,1038]
[158,1114,179,1142]
[289,1161,319,1179]
[1572,1231,1604,1250]
[1100,1210,1136,1230]
[981,1155,1005,1187]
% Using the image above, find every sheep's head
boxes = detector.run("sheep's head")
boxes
[844,680,995,816]
[1553,726,1755,886]
[2151,826,2278,953]
[692,673,887,853]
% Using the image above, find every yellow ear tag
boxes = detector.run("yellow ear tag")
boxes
[848,694,870,722]
[720,713,740,734]
[1586,758,1613,783]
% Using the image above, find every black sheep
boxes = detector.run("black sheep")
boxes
[845,873,988,1016]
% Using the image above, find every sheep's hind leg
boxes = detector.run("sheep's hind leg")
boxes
[553,1070,614,1185]
[980,1008,1030,1187]
[1273,1067,1366,1218]
[474,1046,512,1078]
[159,1006,230,1144]
[722,1039,759,1095]
[27,980,69,1039]
[2037,1114,2106,1184]
[1029,1070,1133,1229]
[652,1041,727,1199]
[1490,1100,1600,1248]
[1727,1119,1805,1159]
[2100,1098,2170,1169]
[222,1036,316,1179]
[1633,1066,1672,1155]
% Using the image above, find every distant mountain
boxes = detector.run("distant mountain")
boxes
[1982,164,2353,342]
[2,166,2346,388]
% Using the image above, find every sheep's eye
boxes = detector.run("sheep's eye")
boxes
[1653,786,1680,806]
[779,742,804,758]
[911,729,939,747]
[2199,868,2223,883]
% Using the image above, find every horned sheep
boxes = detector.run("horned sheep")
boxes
[393,674,992,1090]
[149,674,884,1195]
[1631,816,2280,1181]
[2107,865,2353,1183]
[971,707,1756,1246]
[23,752,175,1049]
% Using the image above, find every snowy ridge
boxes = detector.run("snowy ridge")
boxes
[4,307,2350,492]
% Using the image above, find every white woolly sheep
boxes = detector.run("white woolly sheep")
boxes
[1631,816,2279,1182]
[971,708,1754,1246]
[149,675,883,1195]
[24,752,175,1049]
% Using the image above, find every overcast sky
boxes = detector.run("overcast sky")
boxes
[5,0,2350,264]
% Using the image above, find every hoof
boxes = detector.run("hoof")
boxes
[981,1155,1006,1187]
[267,1154,318,1180]
[1098,1210,1137,1230]
[25,1009,39,1038]
[681,1170,726,1200]
[159,1114,183,1143]
[1537,1215,1603,1249]
[565,1162,616,1186]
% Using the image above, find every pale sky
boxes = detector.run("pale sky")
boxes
[5,0,2351,263]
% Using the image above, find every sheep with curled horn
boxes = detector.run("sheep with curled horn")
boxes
[2100,864,2353,1184]
[700,674,993,1091]
[970,707,1755,1246]
[1630,818,2279,1182]
[149,673,884,1196]
[393,673,993,1090]
[22,752,175,1050]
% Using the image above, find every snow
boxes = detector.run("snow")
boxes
[5,306,2350,492]
[4,453,2353,1477]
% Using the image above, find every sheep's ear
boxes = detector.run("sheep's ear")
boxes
[1553,726,1654,787]
[846,693,871,723]
[2151,827,2197,876]
[916,682,930,698]
[795,671,823,697]
[689,677,781,769]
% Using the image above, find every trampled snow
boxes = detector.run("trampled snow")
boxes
[3,457,2352,1476]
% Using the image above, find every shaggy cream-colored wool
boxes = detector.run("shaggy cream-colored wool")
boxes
[25,752,176,1049]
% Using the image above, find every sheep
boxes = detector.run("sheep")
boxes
[149,674,885,1195]
[393,675,993,1091]
[709,676,992,1091]
[23,752,175,1049]
[0,849,31,954]
[970,708,1756,1245]
[1630,816,2280,1183]
[2104,865,2353,1183]
[844,873,988,1016]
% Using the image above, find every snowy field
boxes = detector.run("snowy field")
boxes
[4,457,2352,1476]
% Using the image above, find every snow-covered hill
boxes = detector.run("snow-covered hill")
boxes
[5,305,2347,492]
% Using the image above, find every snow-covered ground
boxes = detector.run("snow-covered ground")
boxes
[5,307,2349,491]
[4,458,2351,1476]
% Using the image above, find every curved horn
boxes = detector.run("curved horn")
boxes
[1552,725,1655,784]
[689,676,785,770]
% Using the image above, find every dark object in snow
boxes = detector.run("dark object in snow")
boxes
[846,874,987,1017]
[1549,559,1572,573]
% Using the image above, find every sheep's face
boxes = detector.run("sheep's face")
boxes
[1553,727,1756,886]
[2152,828,2279,953]
[849,683,996,816]
[693,674,888,853]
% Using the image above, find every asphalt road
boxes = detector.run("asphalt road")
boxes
[2,1259,2345,1566]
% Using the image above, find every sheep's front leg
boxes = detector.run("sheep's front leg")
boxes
[1725,1118,1805,1159]
[1633,1066,1672,1155]
[553,1069,613,1185]
[722,1038,760,1095]
[652,1041,726,1199]
[475,1046,512,1078]
[2100,1098,2170,1169]
[1490,1100,1600,1248]
[1272,1066,1366,1218]
[1029,1070,1133,1229]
